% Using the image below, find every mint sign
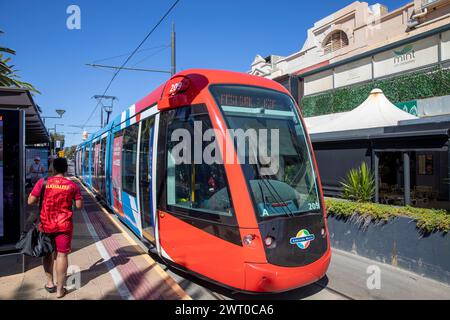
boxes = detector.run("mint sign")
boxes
[394,44,416,65]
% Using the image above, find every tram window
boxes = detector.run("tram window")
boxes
[165,106,234,219]
[75,151,78,175]
[90,144,95,176]
[98,137,107,198]
[79,150,82,176]
[210,85,322,220]
[77,150,80,176]
[76,150,79,175]
[92,141,100,191]
[78,150,82,176]
[90,145,94,178]
[74,151,78,175]
[83,147,89,177]
[122,123,139,196]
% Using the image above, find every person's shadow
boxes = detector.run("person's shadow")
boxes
[76,245,141,289]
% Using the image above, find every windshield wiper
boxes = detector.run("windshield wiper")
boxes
[249,145,295,218]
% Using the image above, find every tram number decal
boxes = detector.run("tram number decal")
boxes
[169,82,182,94]
[169,80,189,95]
[308,201,320,211]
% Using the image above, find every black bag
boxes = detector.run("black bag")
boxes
[16,178,55,257]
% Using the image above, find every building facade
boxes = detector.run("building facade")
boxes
[249,0,450,117]
[249,0,450,208]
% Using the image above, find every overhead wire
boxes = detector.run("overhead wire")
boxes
[82,0,181,128]
[92,44,170,64]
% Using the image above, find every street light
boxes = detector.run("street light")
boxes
[55,109,66,117]
[42,109,66,124]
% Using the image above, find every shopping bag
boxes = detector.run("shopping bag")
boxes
[16,223,54,257]
[16,177,54,257]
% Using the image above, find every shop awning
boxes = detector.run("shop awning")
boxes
[304,111,348,131]
[309,114,450,150]
[0,87,49,145]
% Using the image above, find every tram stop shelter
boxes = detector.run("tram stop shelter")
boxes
[0,87,49,275]
[306,89,450,210]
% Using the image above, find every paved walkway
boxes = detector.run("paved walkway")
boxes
[0,179,189,300]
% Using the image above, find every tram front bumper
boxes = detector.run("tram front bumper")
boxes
[243,247,331,293]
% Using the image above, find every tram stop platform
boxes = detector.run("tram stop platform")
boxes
[0,178,190,300]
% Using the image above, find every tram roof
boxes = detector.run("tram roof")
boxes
[134,69,289,113]
[81,69,289,145]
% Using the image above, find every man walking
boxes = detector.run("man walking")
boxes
[28,157,83,298]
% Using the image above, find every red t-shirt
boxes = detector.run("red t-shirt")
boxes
[31,176,82,233]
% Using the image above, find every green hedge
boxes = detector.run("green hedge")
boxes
[301,67,450,117]
[325,198,450,233]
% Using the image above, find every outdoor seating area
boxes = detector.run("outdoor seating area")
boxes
[379,184,440,207]
[379,183,405,206]
[412,186,439,207]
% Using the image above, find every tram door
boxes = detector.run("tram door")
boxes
[138,117,155,242]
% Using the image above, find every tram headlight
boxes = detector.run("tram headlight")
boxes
[243,234,256,246]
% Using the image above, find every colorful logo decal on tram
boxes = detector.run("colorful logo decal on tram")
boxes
[290,229,315,250]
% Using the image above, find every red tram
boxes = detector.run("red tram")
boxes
[75,69,331,293]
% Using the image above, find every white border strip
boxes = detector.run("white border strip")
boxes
[135,120,143,237]
[152,113,163,257]
[81,208,134,300]
[120,111,127,129]
[140,105,159,121]
[129,104,136,125]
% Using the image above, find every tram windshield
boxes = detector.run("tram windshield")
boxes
[210,85,322,220]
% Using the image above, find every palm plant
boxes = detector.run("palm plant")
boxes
[341,162,375,202]
[0,30,39,93]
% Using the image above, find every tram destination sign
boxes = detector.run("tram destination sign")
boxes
[211,85,291,111]
[219,93,278,109]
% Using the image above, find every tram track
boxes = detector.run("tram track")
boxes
[201,280,355,300]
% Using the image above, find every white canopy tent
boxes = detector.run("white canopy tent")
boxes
[304,111,349,131]
[306,88,418,134]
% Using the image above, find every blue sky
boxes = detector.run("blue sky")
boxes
[0,0,410,146]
